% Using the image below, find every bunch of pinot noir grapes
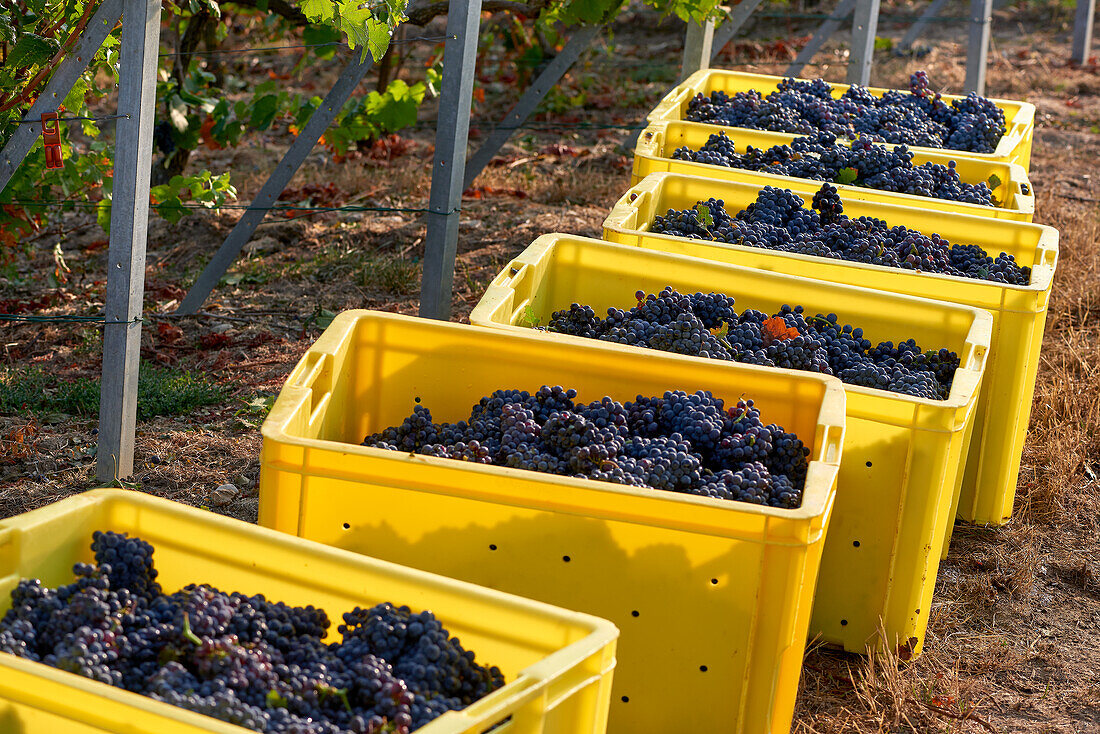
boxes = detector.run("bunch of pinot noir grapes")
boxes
[544,288,960,400]
[0,531,503,734]
[683,72,1006,154]
[671,131,995,206]
[648,183,1031,285]
[362,386,810,508]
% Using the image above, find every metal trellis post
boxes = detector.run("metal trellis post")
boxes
[680,18,715,81]
[786,0,857,77]
[0,0,124,193]
[419,0,482,320]
[847,0,880,85]
[897,0,949,52]
[965,0,992,94]
[1073,0,1095,64]
[710,0,766,62]
[463,24,602,189]
[97,0,162,482]
[177,54,375,315]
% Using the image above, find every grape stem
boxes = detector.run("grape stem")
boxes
[181,613,202,646]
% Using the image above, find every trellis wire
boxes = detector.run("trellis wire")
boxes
[0,314,141,324]
[0,197,457,215]
[13,114,129,125]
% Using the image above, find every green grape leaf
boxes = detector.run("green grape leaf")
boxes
[300,0,332,20]
[0,14,16,45]
[518,306,541,328]
[694,202,714,227]
[249,94,279,131]
[7,34,58,70]
[62,77,91,113]
[95,198,112,234]
[366,17,392,61]
[303,23,341,59]
[362,80,424,131]
[987,173,1002,189]
[836,167,859,185]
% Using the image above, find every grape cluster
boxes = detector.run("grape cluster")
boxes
[671,130,995,206]
[545,289,960,401]
[683,72,1007,154]
[649,183,1031,285]
[362,385,810,509]
[0,532,503,734]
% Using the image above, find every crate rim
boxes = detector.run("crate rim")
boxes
[262,310,846,527]
[0,488,621,734]
[633,120,1035,218]
[471,233,994,413]
[648,68,1036,162]
[605,171,1058,297]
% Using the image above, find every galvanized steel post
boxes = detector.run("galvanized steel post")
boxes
[1072,0,1095,64]
[419,0,483,320]
[897,0,949,52]
[0,0,124,193]
[97,0,162,482]
[680,18,715,80]
[710,0,765,62]
[847,0,880,85]
[787,0,857,77]
[464,24,602,189]
[965,0,992,94]
[177,54,375,315]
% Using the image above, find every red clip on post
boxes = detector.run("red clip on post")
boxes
[40,112,63,169]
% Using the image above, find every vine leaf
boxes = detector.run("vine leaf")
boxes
[761,317,799,346]
[987,173,1002,189]
[836,167,859,185]
[249,94,280,130]
[7,34,58,70]
[694,202,714,227]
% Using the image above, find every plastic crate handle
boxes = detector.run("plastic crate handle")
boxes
[292,351,334,427]
[605,178,658,232]
[636,126,663,158]
[648,84,693,123]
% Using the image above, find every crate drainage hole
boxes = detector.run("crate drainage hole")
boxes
[414,396,421,403]
[562,555,571,562]
[840,619,848,626]
[342,523,350,530]
[631,610,640,617]
[853,540,861,547]
[621,696,629,703]
[710,578,718,585]
[699,665,708,672]
[866,461,872,467]
[488,544,497,551]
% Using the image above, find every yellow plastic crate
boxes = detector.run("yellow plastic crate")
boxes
[647,69,1036,170]
[259,311,846,734]
[469,234,990,657]
[604,172,1058,527]
[633,121,1035,222]
[0,489,618,734]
